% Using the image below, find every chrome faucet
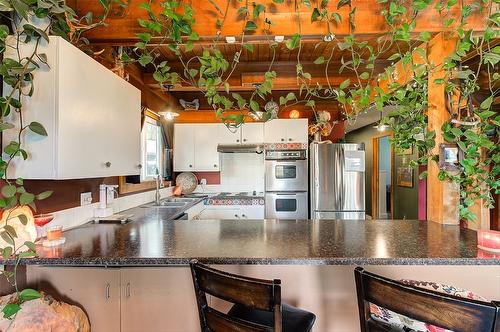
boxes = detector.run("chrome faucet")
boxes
[155,174,162,205]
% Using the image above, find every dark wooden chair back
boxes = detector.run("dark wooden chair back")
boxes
[354,267,500,332]
[190,260,282,332]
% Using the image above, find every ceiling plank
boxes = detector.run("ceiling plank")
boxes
[73,0,488,45]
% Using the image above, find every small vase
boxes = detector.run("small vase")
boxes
[313,132,321,142]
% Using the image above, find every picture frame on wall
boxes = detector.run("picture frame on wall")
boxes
[397,167,413,187]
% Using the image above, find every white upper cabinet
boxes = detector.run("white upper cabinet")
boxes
[173,123,220,172]
[194,124,220,171]
[2,36,141,179]
[217,124,241,145]
[264,119,308,143]
[241,123,264,144]
[173,124,195,171]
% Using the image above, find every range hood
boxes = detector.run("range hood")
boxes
[217,144,264,153]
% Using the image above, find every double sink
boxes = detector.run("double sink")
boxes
[141,197,200,209]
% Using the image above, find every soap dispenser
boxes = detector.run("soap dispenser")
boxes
[95,184,119,218]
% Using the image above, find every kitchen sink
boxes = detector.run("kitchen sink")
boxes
[141,201,187,208]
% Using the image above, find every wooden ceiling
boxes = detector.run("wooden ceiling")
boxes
[74,0,493,113]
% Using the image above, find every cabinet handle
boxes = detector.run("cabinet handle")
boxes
[236,139,240,142]
[105,161,111,168]
[243,139,247,142]
[189,164,192,168]
[281,138,285,142]
[242,214,246,218]
[126,282,131,298]
[214,164,217,168]
[105,283,110,300]
[234,214,238,218]
[137,164,142,169]
[288,138,292,141]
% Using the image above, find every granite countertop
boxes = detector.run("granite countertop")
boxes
[2,206,498,266]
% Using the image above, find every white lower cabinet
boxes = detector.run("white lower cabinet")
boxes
[27,266,200,332]
[198,206,265,219]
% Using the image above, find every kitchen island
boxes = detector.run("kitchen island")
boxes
[5,209,499,266]
[3,212,499,332]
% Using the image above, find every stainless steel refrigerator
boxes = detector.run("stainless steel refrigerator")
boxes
[310,142,366,219]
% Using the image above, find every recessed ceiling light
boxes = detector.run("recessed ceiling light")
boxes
[159,111,179,120]
[274,35,284,43]
[225,36,236,44]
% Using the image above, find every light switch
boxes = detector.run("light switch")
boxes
[80,192,92,206]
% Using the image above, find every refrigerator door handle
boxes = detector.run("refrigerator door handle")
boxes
[339,146,345,209]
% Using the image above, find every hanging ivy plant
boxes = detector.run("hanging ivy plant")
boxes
[125,0,497,223]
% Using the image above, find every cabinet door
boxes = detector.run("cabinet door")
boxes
[286,119,309,143]
[264,119,288,143]
[57,37,141,178]
[239,206,265,219]
[241,123,264,144]
[200,208,241,219]
[194,124,220,171]
[27,267,121,332]
[218,124,241,144]
[121,268,200,332]
[174,124,195,171]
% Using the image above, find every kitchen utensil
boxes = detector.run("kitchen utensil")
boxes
[176,172,198,194]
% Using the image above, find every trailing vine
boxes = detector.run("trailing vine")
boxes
[125,0,498,223]
[0,0,123,320]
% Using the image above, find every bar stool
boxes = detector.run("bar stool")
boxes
[190,260,316,332]
[354,267,500,332]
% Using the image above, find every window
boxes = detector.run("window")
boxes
[141,116,163,181]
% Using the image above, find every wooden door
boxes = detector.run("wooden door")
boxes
[121,267,200,332]
[27,267,121,332]
[173,124,195,171]
[264,119,288,143]
[286,119,309,143]
[194,124,220,171]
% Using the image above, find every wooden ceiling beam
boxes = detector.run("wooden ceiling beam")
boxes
[73,0,488,44]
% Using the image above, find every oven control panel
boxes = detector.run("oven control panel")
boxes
[265,150,307,160]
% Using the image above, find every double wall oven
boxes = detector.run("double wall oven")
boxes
[265,150,308,219]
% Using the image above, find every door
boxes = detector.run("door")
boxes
[27,267,121,332]
[264,119,287,143]
[286,119,308,143]
[373,135,393,219]
[121,268,200,332]
[173,124,195,171]
[194,124,220,171]
[199,208,242,219]
[218,124,241,144]
[265,192,308,219]
[265,159,308,192]
[241,123,264,144]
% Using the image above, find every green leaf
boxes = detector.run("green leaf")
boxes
[1,185,16,198]
[4,225,17,238]
[28,122,47,136]
[253,3,265,19]
[242,44,254,53]
[237,7,248,15]
[138,55,153,67]
[24,241,36,251]
[18,214,28,226]
[331,12,342,25]
[359,72,370,80]
[339,79,350,89]
[244,21,257,31]
[20,192,35,205]
[478,110,496,120]
[2,303,21,319]
[314,56,325,65]
[19,289,42,302]
[250,100,259,112]
[480,96,493,110]
[311,8,321,22]
[419,31,431,42]
[337,0,351,9]
[305,100,315,107]
[1,231,14,246]
[2,246,12,260]
[285,33,301,50]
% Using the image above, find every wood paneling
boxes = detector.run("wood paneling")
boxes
[72,0,488,44]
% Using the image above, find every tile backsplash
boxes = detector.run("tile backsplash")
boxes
[44,186,173,232]
[219,153,265,192]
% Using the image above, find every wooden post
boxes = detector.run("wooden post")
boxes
[426,33,460,225]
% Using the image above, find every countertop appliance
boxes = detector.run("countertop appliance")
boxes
[265,149,308,219]
[310,142,365,220]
